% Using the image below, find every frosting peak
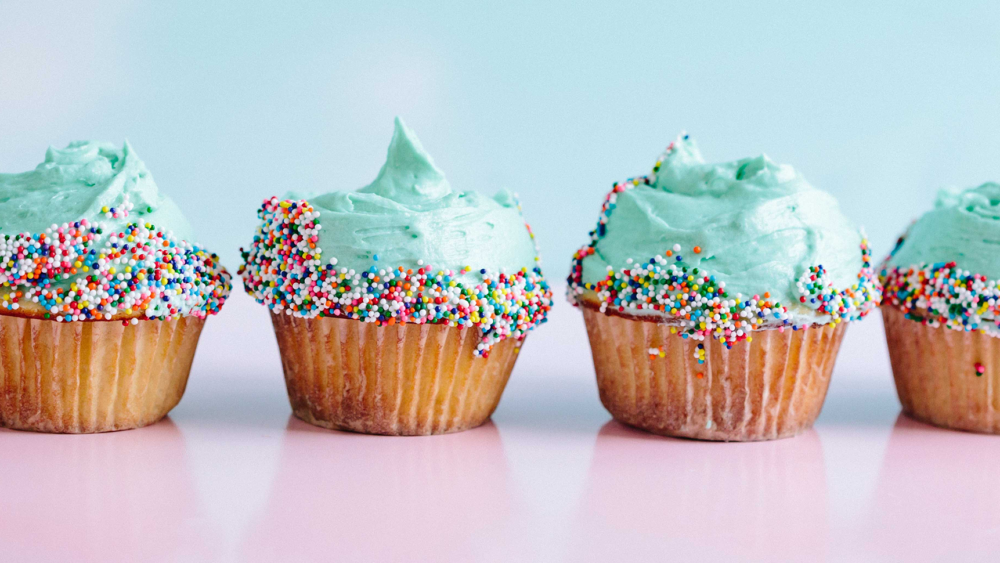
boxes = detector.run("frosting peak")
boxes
[569,133,879,340]
[885,182,1000,280]
[0,140,193,241]
[938,182,1000,221]
[284,118,542,281]
[240,118,552,356]
[654,133,703,169]
[652,134,798,196]
[359,117,451,204]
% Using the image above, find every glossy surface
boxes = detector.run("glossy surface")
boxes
[2,291,999,562]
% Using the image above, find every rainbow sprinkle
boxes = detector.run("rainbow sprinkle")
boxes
[239,197,553,357]
[0,217,230,324]
[881,258,1000,336]
[568,139,880,348]
[695,343,706,364]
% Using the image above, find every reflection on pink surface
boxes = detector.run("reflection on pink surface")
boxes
[0,419,215,563]
[572,422,829,562]
[240,418,514,563]
[866,415,1000,560]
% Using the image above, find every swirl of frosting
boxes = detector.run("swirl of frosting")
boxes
[292,117,540,279]
[0,141,230,322]
[885,182,1000,278]
[240,118,551,356]
[569,134,879,338]
[0,141,195,239]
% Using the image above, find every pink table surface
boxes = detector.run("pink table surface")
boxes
[2,291,999,563]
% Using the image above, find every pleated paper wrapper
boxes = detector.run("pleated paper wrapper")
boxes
[271,313,523,436]
[883,305,1000,434]
[0,314,204,433]
[582,306,847,441]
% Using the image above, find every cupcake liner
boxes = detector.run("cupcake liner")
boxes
[581,307,847,441]
[0,315,204,433]
[883,305,1000,433]
[270,313,522,435]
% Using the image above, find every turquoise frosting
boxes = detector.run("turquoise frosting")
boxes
[0,141,230,321]
[291,117,540,278]
[886,182,1000,278]
[0,141,195,240]
[578,134,866,321]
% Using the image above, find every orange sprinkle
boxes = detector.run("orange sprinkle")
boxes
[693,246,702,254]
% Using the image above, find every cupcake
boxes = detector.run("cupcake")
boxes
[568,134,880,441]
[240,118,552,435]
[0,141,231,433]
[881,183,1000,433]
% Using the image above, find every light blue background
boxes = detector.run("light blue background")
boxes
[2,1,998,272]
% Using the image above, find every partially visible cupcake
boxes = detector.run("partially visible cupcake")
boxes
[0,141,231,433]
[568,134,880,441]
[881,183,1000,433]
[240,118,552,435]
